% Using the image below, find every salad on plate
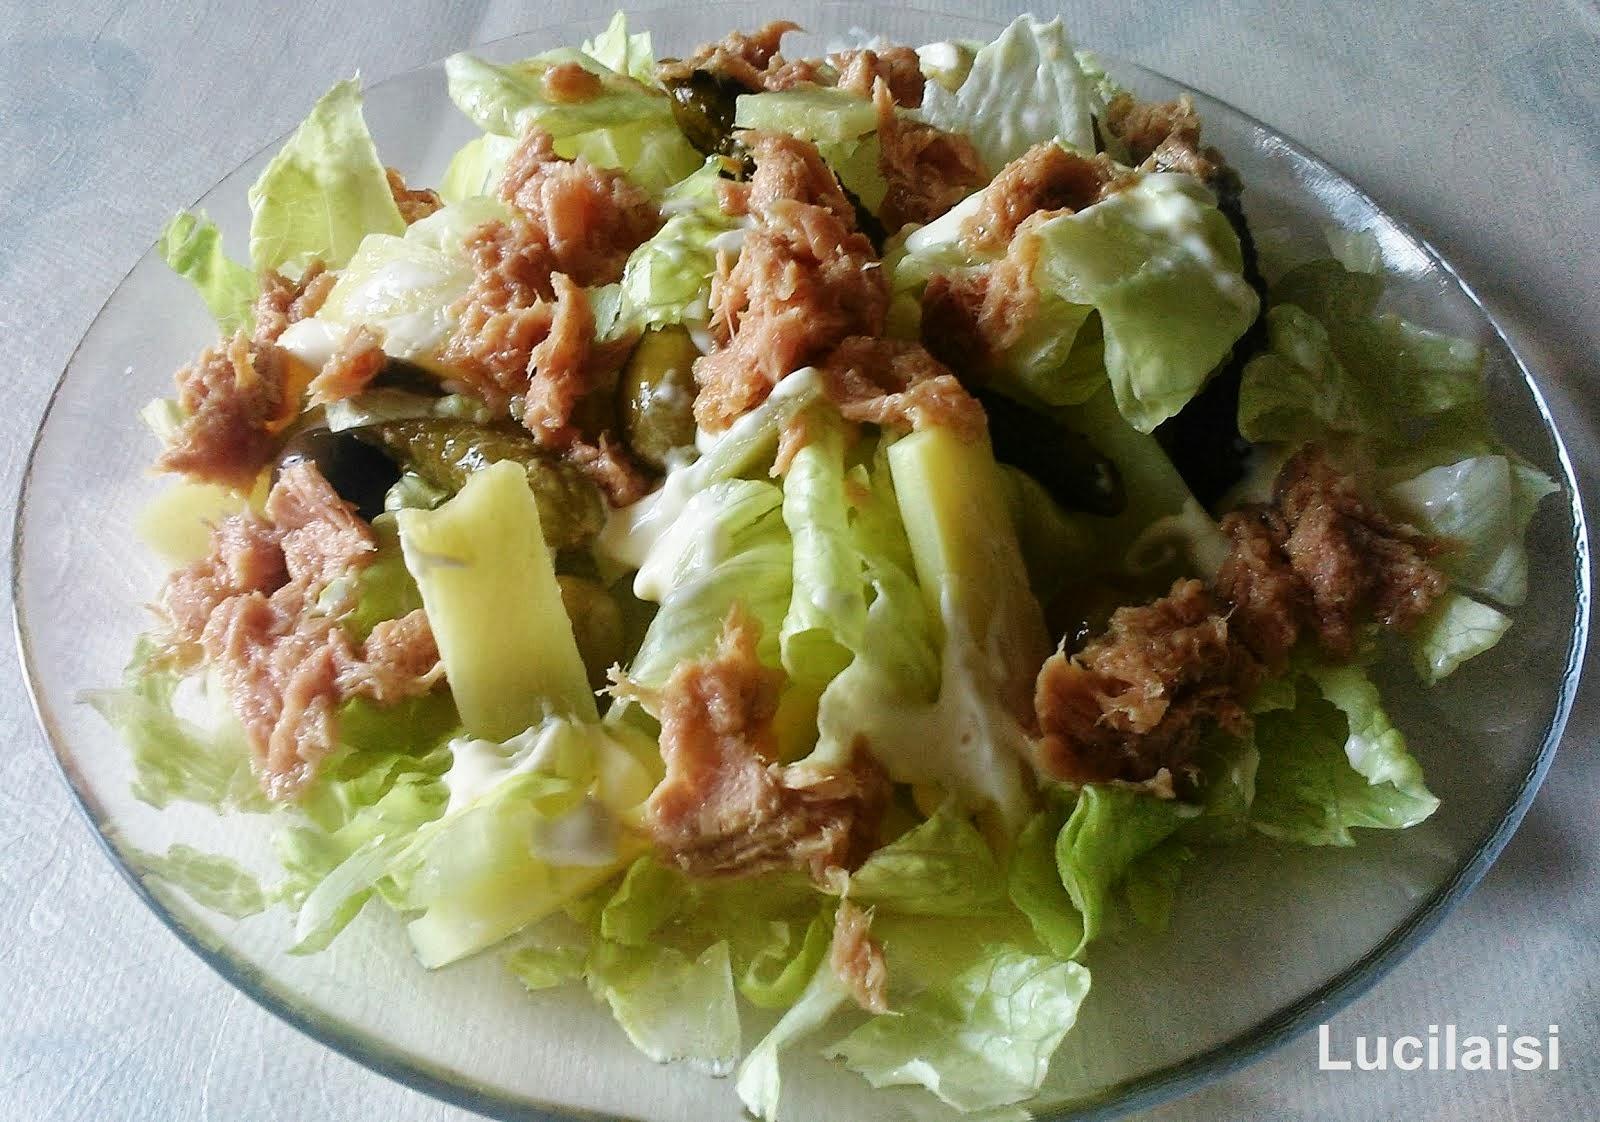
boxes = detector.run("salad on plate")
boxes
[92,12,1557,1117]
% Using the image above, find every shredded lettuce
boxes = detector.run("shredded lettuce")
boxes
[83,644,263,813]
[611,158,742,334]
[248,78,405,275]
[307,197,507,367]
[625,478,793,687]
[158,210,258,334]
[437,133,520,203]
[1009,787,1193,959]
[127,844,267,920]
[917,15,1096,171]
[1251,666,1438,846]
[1238,304,1379,445]
[581,12,657,85]
[736,928,856,1121]
[1254,256,1492,467]
[845,802,1010,917]
[444,47,698,194]
[826,945,1091,1111]
[386,715,656,967]
[1386,455,1556,607]
[1028,175,1259,430]
[780,407,866,685]
[817,428,1046,835]
[898,172,1257,431]
[1408,592,1512,686]
[587,940,742,1074]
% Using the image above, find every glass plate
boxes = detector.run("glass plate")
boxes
[13,4,1589,1120]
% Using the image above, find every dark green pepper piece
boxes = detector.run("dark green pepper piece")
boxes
[976,390,1125,517]
[361,419,605,549]
[557,576,625,692]
[663,68,744,157]
[618,326,700,471]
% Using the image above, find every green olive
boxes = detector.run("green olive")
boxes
[360,418,605,549]
[557,576,626,691]
[663,69,744,157]
[618,326,700,471]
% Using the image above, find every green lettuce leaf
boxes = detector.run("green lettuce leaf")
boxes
[83,643,263,812]
[845,802,1009,917]
[507,942,588,990]
[1259,257,1492,466]
[581,12,657,85]
[736,930,855,1122]
[1251,666,1438,846]
[611,157,742,334]
[1008,786,1193,959]
[1238,304,1379,445]
[597,856,824,1001]
[444,49,698,194]
[1386,455,1557,607]
[624,478,793,687]
[305,198,506,367]
[158,210,258,335]
[596,366,824,572]
[825,945,1091,1111]
[1121,841,1193,933]
[896,171,1257,430]
[386,715,657,967]
[917,15,1096,172]
[780,407,866,685]
[278,742,452,953]
[816,428,1046,835]
[1028,174,1259,430]
[1408,592,1512,686]
[438,133,521,203]
[587,940,742,1074]
[740,908,833,1010]
[127,844,267,920]
[248,78,405,275]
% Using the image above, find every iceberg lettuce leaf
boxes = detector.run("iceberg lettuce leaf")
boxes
[1029,174,1259,431]
[83,643,263,813]
[917,15,1096,171]
[845,802,1009,916]
[826,945,1091,1112]
[1009,786,1192,959]
[588,939,742,1074]
[1251,667,1438,846]
[581,12,657,85]
[1408,592,1512,686]
[1386,455,1556,607]
[127,844,267,920]
[248,78,405,275]
[158,210,258,334]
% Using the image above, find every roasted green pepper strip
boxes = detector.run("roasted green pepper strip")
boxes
[362,419,605,549]
[556,575,626,692]
[618,326,700,471]
[976,389,1126,517]
[663,68,744,157]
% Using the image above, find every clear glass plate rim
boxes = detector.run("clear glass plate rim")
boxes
[9,5,1592,1118]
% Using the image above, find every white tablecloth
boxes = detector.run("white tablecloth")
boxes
[2,2,1594,1118]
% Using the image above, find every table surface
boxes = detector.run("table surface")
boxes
[2,2,1595,1119]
